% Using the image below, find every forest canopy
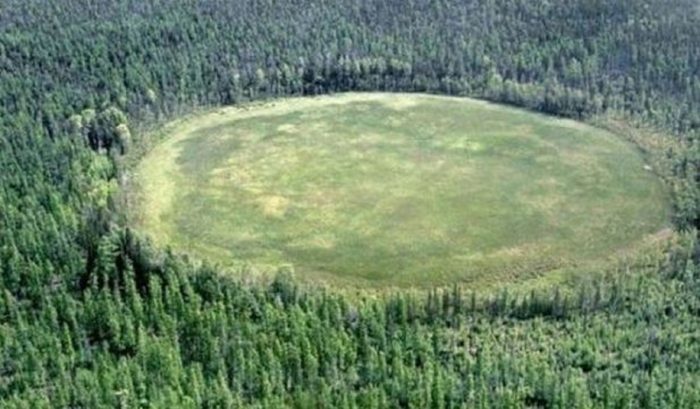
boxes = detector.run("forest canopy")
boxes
[0,0,699,407]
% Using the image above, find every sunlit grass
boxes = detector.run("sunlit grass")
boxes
[134,93,670,288]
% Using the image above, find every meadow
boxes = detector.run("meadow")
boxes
[135,93,670,288]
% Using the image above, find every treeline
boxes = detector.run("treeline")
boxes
[2,229,699,407]
[0,0,699,407]
[1,0,698,228]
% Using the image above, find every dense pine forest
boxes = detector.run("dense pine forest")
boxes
[1,0,699,407]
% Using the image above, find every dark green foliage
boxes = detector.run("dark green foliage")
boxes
[0,0,699,407]
[2,230,699,407]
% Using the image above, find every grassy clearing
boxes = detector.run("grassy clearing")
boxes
[133,93,670,289]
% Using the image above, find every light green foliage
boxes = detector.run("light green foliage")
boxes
[136,94,670,288]
[1,0,698,406]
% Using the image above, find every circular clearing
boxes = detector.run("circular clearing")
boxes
[134,93,670,288]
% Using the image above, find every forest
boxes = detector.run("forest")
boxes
[0,0,699,407]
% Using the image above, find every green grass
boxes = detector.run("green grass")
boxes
[134,93,671,289]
